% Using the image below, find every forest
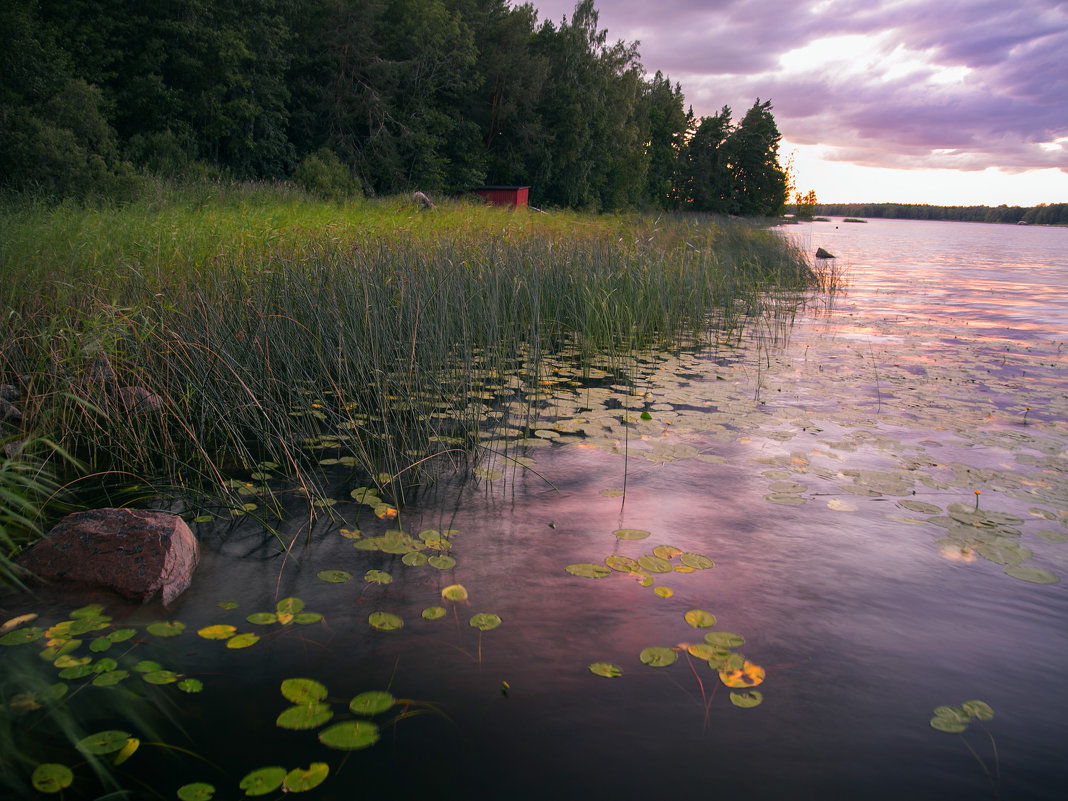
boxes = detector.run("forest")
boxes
[0,0,788,215]
[811,202,1068,226]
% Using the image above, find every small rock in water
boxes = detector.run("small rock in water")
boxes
[815,247,836,259]
[18,508,199,604]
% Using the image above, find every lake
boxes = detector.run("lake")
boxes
[3,218,1067,800]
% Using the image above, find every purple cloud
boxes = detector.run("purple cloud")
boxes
[532,0,1068,174]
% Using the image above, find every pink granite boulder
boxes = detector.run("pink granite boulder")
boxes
[18,508,198,604]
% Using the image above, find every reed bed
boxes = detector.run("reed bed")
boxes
[0,182,823,553]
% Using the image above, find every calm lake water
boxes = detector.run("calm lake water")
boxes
[4,218,1067,800]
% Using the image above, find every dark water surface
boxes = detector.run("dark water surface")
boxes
[4,218,1067,800]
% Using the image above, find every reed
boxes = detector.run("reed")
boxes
[0,182,822,553]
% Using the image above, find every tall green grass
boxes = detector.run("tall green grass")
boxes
[0,182,825,551]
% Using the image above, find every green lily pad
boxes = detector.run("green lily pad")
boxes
[178,678,204,693]
[566,563,612,578]
[930,705,970,733]
[639,646,677,667]
[679,552,714,569]
[589,662,623,678]
[276,703,333,730]
[142,670,179,685]
[684,609,717,628]
[246,613,278,625]
[428,555,456,570]
[226,633,260,649]
[365,569,392,585]
[637,555,673,573]
[729,691,764,708]
[77,730,131,755]
[70,604,106,619]
[653,586,673,598]
[317,570,352,583]
[92,670,129,687]
[133,660,162,673]
[605,555,641,572]
[349,691,394,716]
[145,621,185,637]
[294,612,322,624]
[469,613,502,631]
[962,700,994,721]
[177,782,215,801]
[239,766,286,796]
[217,601,239,610]
[402,552,428,566]
[106,628,137,643]
[368,612,403,631]
[31,763,73,793]
[283,763,329,793]
[281,678,328,704]
[1004,565,1059,584]
[441,584,469,602]
[422,606,446,621]
[704,632,744,649]
[613,528,651,540]
[318,720,381,750]
[653,545,683,560]
[0,626,45,645]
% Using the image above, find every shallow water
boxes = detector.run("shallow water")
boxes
[4,218,1067,800]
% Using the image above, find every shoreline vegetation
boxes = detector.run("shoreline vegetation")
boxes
[0,181,833,584]
[800,202,1068,225]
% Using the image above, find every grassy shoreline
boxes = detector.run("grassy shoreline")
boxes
[1,182,826,569]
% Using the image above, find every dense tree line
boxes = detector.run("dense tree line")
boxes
[812,202,1068,226]
[0,0,788,214]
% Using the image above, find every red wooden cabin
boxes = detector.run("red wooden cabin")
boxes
[471,185,530,209]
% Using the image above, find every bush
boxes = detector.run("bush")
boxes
[293,148,362,201]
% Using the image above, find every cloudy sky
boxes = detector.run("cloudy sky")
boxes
[531,0,1068,206]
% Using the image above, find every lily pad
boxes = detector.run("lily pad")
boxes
[703,631,745,649]
[92,670,129,688]
[653,586,674,598]
[227,633,260,649]
[178,678,204,693]
[106,628,137,643]
[364,569,392,585]
[349,691,394,716]
[442,584,469,602]
[729,691,764,708]
[317,570,352,583]
[246,612,278,625]
[566,563,611,578]
[318,720,381,750]
[239,766,286,796]
[930,705,970,733]
[177,783,215,801]
[469,613,502,631]
[961,700,994,721]
[637,555,672,573]
[402,552,428,566]
[368,612,403,631]
[142,670,179,685]
[0,626,45,645]
[678,552,714,569]
[77,730,131,755]
[653,545,683,560]
[428,555,456,570]
[605,555,641,572]
[719,660,765,688]
[589,662,623,678]
[276,703,333,730]
[283,763,329,793]
[31,763,73,794]
[1004,565,1059,584]
[421,606,446,621]
[281,678,328,704]
[197,624,236,640]
[613,528,651,540]
[684,609,717,628]
[639,646,677,667]
[145,621,185,637]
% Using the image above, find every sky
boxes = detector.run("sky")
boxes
[531,0,1068,206]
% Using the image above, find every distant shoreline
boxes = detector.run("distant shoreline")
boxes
[799,202,1067,226]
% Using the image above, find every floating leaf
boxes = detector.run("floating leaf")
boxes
[422,606,446,621]
[70,604,106,619]
[637,555,672,573]
[31,763,73,794]
[112,737,139,766]
[368,612,403,631]
[613,528,651,540]
[142,670,179,685]
[685,643,723,660]
[0,626,45,645]
[217,601,239,610]
[469,613,502,631]
[283,763,329,793]
[317,570,351,583]
[318,720,380,751]
[227,633,260,649]
[639,646,677,667]
[729,691,764,708]
[441,584,469,602]
[684,609,717,628]
[92,670,129,688]
[1,612,38,633]
[77,730,131,755]
[364,569,392,585]
[246,612,277,625]
[962,700,994,721]
[281,678,328,704]
[197,625,236,640]
[428,555,456,570]
[589,662,623,678]
[1004,565,1059,584]
[133,660,162,673]
[703,632,745,649]
[177,783,215,801]
[294,612,322,624]
[605,555,641,572]
[349,691,394,716]
[276,703,333,730]
[178,678,204,693]
[930,705,971,733]
[653,545,682,560]
[239,766,286,796]
[402,552,428,566]
[106,628,137,643]
[719,661,765,688]
[146,621,185,637]
[566,563,611,578]
[653,586,674,598]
